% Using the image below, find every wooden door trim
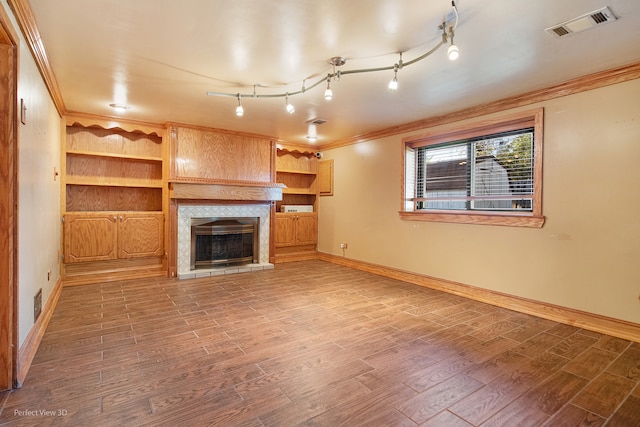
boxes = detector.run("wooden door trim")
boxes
[0,4,19,391]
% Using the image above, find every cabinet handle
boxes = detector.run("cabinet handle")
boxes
[113,216,117,222]
[119,216,124,222]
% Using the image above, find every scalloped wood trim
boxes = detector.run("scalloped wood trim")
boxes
[276,142,319,155]
[317,252,640,343]
[7,0,65,116]
[65,112,164,137]
[319,61,640,150]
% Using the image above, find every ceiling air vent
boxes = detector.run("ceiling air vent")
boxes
[306,118,327,126]
[545,6,617,38]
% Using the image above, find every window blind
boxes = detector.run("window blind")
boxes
[415,128,534,212]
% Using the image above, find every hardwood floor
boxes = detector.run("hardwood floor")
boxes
[1,260,639,426]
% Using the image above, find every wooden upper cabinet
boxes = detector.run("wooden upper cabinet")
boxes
[318,159,334,196]
[118,212,164,258]
[63,213,118,263]
[170,125,274,184]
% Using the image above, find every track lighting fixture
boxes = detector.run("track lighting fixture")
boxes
[447,43,459,61]
[235,94,244,117]
[208,0,460,121]
[285,93,295,114]
[324,77,333,101]
[388,53,402,91]
[388,68,398,91]
[447,27,459,61]
[446,1,460,61]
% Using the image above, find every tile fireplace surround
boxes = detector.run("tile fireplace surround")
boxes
[177,204,272,279]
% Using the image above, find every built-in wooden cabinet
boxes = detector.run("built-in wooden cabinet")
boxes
[274,146,318,262]
[63,213,118,263]
[117,212,164,258]
[63,212,163,263]
[61,116,166,284]
[274,212,318,247]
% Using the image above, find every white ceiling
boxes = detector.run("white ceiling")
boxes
[29,0,640,144]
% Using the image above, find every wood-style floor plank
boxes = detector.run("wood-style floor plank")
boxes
[1,260,639,426]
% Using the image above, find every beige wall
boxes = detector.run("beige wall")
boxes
[3,0,63,346]
[318,78,640,325]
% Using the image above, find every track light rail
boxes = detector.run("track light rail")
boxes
[207,1,459,104]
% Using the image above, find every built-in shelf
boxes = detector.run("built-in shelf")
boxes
[62,120,166,282]
[275,146,319,262]
[66,149,162,162]
[282,188,317,195]
[65,178,163,188]
[277,169,317,175]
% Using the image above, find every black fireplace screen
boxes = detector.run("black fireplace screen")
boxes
[191,218,258,269]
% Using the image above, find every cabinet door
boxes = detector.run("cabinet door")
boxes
[117,212,164,258]
[63,213,118,263]
[275,215,296,247]
[295,213,318,245]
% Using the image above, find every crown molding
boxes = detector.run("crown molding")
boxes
[319,61,640,150]
[8,0,640,147]
[8,0,65,116]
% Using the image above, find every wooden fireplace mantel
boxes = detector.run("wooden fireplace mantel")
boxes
[169,180,284,202]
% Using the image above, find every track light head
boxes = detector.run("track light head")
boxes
[285,93,295,114]
[235,94,244,116]
[447,26,459,61]
[388,76,398,91]
[447,43,459,61]
[324,78,333,101]
[388,64,399,91]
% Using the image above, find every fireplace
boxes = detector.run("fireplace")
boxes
[177,204,272,278]
[191,218,258,269]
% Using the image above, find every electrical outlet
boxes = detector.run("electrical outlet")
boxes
[340,242,348,249]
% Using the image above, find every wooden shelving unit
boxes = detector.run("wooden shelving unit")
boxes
[61,117,167,284]
[274,146,319,262]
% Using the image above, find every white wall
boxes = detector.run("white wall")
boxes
[318,78,640,325]
[3,0,63,346]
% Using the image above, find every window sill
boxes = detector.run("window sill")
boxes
[399,210,545,228]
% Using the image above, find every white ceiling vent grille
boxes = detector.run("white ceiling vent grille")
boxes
[546,7,617,38]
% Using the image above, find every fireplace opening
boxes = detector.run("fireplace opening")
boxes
[190,218,259,269]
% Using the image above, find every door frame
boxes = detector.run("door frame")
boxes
[0,5,19,391]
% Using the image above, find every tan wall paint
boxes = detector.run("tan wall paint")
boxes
[318,78,640,324]
[2,1,63,346]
